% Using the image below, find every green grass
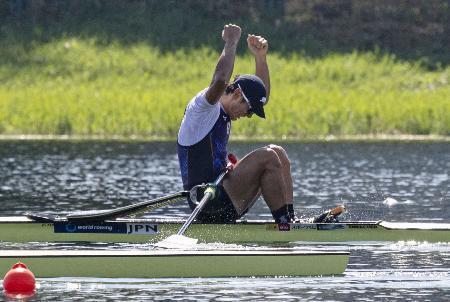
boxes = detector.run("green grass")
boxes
[0,38,449,138]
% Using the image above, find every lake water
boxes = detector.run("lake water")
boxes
[0,140,449,301]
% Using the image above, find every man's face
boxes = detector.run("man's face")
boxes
[228,90,252,121]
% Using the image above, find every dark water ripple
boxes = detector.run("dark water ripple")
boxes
[232,141,450,222]
[1,141,448,221]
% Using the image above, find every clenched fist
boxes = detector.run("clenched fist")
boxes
[222,24,241,45]
[247,34,268,57]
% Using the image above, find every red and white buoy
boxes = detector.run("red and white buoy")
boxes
[3,262,36,298]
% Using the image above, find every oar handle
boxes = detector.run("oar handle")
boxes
[213,153,236,185]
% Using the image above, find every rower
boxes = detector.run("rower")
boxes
[177,24,297,224]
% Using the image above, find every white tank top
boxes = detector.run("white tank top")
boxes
[177,88,221,146]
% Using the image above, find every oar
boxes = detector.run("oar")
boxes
[27,191,189,223]
[155,154,237,249]
[65,191,188,222]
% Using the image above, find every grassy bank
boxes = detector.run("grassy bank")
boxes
[0,38,449,138]
[1,1,449,139]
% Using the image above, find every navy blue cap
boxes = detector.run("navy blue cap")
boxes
[233,74,267,118]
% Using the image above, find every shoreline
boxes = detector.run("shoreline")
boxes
[0,134,448,142]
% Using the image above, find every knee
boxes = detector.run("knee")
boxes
[267,144,290,166]
[260,147,282,169]
[267,144,285,154]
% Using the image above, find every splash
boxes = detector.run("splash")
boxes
[383,197,398,207]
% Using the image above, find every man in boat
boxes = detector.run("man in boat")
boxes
[177,24,297,224]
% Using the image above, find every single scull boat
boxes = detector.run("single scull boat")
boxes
[1,216,449,243]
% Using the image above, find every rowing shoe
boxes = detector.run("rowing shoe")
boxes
[311,205,346,223]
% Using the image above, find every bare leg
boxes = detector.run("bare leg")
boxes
[222,145,290,215]
[267,144,293,204]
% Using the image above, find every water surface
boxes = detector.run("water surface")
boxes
[0,140,449,301]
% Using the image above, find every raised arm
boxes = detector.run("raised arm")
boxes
[205,24,242,104]
[247,34,270,103]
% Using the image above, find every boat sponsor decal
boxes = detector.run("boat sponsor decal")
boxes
[291,224,317,230]
[266,223,347,232]
[348,224,378,229]
[266,224,279,230]
[54,222,159,235]
[316,224,346,230]
[277,223,291,231]
[291,224,346,231]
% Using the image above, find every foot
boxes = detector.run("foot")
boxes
[329,205,346,217]
[312,205,346,223]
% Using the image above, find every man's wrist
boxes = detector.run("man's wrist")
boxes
[225,41,239,49]
[254,54,267,62]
